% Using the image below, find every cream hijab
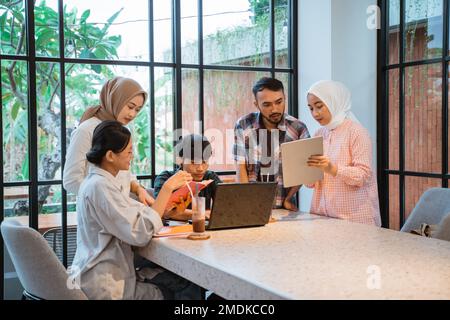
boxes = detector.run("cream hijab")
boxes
[307,80,360,130]
[80,77,148,124]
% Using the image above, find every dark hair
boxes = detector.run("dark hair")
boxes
[175,134,212,163]
[252,77,284,98]
[86,120,131,165]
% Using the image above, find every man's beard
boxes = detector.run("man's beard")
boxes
[262,113,282,125]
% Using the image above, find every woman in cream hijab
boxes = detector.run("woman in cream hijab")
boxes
[306,80,381,226]
[63,77,153,205]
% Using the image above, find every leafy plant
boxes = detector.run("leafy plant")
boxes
[1,0,123,214]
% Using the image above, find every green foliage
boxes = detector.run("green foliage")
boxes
[1,1,123,186]
[248,0,288,25]
[1,1,176,197]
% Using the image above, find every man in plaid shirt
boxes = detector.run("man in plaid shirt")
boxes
[233,77,310,210]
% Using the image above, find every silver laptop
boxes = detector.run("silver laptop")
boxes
[206,182,277,230]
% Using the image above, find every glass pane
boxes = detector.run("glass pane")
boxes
[64,0,149,60]
[404,64,442,173]
[154,67,174,174]
[275,72,289,114]
[389,68,400,170]
[67,192,77,214]
[130,102,151,176]
[154,0,172,62]
[35,0,59,57]
[404,0,443,62]
[404,176,441,222]
[448,63,450,173]
[203,70,270,172]
[37,62,61,181]
[38,184,61,216]
[181,0,198,64]
[65,64,151,175]
[203,0,270,67]
[389,175,400,230]
[0,0,26,55]
[2,60,29,182]
[39,185,77,265]
[388,0,400,64]
[182,68,200,135]
[65,64,107,132]
[138,179,153,190]
[3,186,29,219]
[275,0,289,68]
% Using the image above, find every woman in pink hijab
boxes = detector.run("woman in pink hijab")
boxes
[306,80,381,226]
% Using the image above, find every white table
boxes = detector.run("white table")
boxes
[139,210,450,300]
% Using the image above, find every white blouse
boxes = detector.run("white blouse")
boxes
[63,117,135,195]
[70,166,163,300]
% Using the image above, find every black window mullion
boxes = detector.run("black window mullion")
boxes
[3,182,32,188]
[386,170,446,179]
[399,0,405,227]
[198,0,205,134]
[384,57,443,69]
[25,0,38,231]
[443,0,449,187]
[289,0,298,118]
[149,0,156,186]
[270,0,275,78]
[0,54,29,61]
[58,0,68,268]
[173,0,182,149]
[378,0,389,228]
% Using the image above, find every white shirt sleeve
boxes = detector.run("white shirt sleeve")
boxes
[63,126,92,195]
[91,181,163,247]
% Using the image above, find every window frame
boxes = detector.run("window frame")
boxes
[378,0,450,229]
[0,0,298,298]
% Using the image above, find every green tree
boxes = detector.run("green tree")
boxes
[1,0,122,215]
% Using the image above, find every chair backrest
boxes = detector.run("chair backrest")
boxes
[401,188,450,233]
[43,226,78,267]
[1,219,87,300]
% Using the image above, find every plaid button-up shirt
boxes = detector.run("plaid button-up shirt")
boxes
[233,112,310,208]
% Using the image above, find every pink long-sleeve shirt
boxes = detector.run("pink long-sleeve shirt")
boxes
[309,119,381,226]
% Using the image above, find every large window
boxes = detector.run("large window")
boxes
[379,0,449,230]
[0,0,297,297]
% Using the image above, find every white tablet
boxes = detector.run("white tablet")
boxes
[280,136,324,187]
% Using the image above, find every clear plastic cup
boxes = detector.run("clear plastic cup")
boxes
[192,196,206,233]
